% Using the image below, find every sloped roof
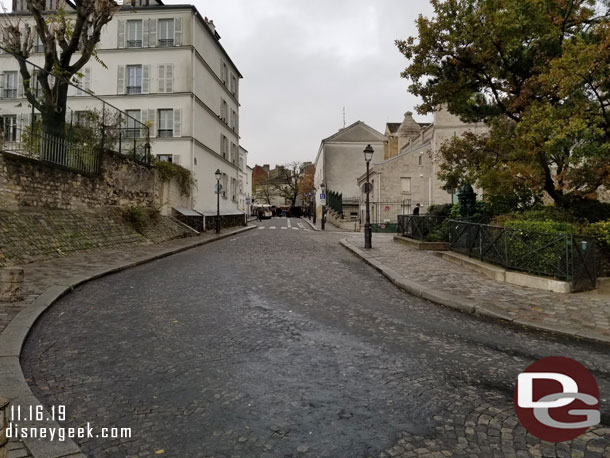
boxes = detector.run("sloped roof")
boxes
[322,120,385,144]
[386,123,401,134]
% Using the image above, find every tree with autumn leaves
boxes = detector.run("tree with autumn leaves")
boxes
[397,0,610,210]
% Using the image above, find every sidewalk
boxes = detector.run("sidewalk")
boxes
[300,216,352,232]
[0,225,255,458]
[342,234,610,345]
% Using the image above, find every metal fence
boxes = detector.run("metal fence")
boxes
[0,50,151,174]
[449,221,598,291]
[397,215,447,241]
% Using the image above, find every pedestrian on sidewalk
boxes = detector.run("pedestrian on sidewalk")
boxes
[413,203,420,215]
[257,208,263,222]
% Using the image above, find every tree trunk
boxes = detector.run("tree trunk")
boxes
[40,81,69,164]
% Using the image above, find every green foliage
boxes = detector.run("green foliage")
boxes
[397,0,610,208]
[121,206,148,234]
[586,221,610,249]
[154,160,195,196]
[427,203,453,217]
[503,219,579,235]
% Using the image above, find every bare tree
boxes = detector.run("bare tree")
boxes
[1,0,119,139]
[272,162,306,207]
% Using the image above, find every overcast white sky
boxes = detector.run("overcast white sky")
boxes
[0,0,435,167]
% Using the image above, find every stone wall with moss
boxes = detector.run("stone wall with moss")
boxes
[0,208,192,267]
[0,150,189,212]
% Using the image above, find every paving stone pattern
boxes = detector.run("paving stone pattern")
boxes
[19,221,610,457]
[346,234,610,343]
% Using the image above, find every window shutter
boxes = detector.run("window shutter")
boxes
[142,18,149,47]
[0,73,4,99]
[17,73,24,98]
[84,67,91,91]
[142,64,150,93]
[147,109,156,137]
[166,64,173,92]
[150,18,157,47]
[117,65,125,94]
[20,113,30,130]
[117,20,125,48]
[173,109,181,137]
[174,17,182,46]
[173,155,181,165]
[158,65,165,93]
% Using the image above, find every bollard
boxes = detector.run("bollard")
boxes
[0,268,24,302]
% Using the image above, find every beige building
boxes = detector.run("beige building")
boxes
[358,108,486,219]
[313,121,385,219]
[383,112,430,160]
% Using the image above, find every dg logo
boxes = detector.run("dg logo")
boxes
[514,356,601,442]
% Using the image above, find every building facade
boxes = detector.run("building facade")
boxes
[313,121,385,219]
[358,107,487,217]
[0,0,248,217]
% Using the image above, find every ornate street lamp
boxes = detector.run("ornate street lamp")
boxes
[363,144,374,249]
[215,169,222,234]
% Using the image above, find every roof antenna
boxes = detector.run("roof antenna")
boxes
[342,106,346,128]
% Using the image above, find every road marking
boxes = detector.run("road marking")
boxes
[281,227,287,230]
[292,227,299,230]
[297,223,305,228]
[304,229,310,231]
[257,227,264,230]
[287,219,292,228]
[270,226,276,230]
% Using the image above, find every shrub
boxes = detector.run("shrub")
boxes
[503,219,579,235]
[587,221,610,248]
[121,206,148,234]
[427,203,453,217]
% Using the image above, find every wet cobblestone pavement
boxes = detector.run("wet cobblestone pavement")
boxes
[20,220,610,457]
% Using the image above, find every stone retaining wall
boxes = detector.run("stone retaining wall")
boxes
[0,150,189,214]
[204,214,246,231]
[0,208,191,267]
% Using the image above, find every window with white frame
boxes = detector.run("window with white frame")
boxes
[230,143,237,164]
[34,34,44,53]
[126,20,143,48]
[418,154,423,166]
[157,109,173,137]
[231,178,237,201]
[221,61,228,85]
[222,173,228,198]
[126,65,142,94]
[3,72,18,99]
[157,154,173,162]
[125,110,141,138]
[1,115,17,142]
[158,19,174,47]
[220,134,229,159]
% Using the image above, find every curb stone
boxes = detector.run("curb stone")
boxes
[300,217,320,231]
[0,225,255,458]
[340,238,610,346]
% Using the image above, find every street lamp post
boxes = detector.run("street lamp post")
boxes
[363,144,374,249]
[215,169,222,234]
[320,182,326,231]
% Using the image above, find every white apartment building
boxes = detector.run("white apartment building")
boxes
[0,0,247,216]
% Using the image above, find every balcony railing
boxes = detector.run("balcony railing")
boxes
[124,128,141,139]
[158,39,174,47]
[126,86,142,95]
[126,40,142,48]
[157,129,173,138]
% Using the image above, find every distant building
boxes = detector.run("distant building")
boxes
[358,107,487,219]
[313,121,385,220]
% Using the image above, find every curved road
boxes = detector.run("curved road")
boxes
[22,218,610,457]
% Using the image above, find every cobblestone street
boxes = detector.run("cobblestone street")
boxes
[21,219,610,457]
